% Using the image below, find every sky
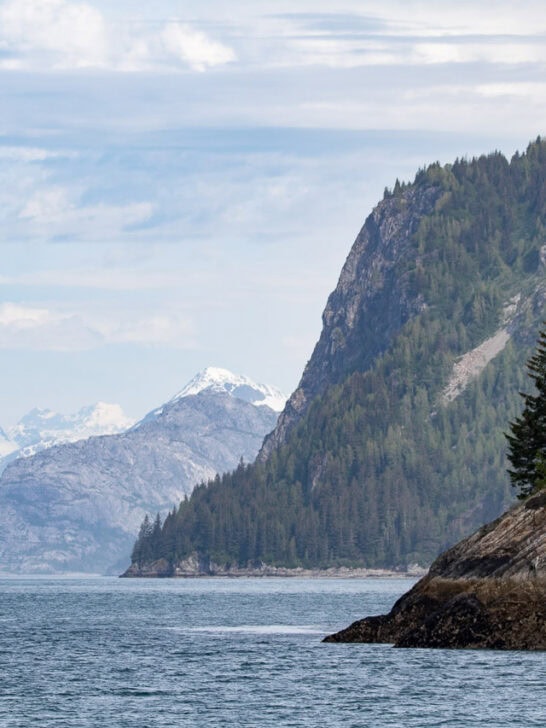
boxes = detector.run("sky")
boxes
[1,0,546,426]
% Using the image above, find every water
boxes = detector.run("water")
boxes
[0,577,545,727]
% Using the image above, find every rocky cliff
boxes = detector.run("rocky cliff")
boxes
[324,491,546,649]
[260,183,440,459]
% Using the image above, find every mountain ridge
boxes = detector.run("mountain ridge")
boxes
[0,368,284,574]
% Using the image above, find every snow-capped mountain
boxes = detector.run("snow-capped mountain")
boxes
[138,367,287,426]
[0,403,135,472]
[8,403,135,450]
[172,367,287,412]
[0,369,285,575]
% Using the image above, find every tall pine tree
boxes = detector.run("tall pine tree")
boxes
[506,325,546,499]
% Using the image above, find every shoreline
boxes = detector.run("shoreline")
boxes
[121,560,428,579]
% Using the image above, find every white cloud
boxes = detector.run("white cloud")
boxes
[111,314,193,346]
[160,23,236,71]
[0,302,193,350]
[0,269,186,291]
[15,185,154,240]
[476,82,546,98]
[0,0,108,69]
[0,302,102,350]
[0,0,236,72]
[19,187,72,222]
[0,146,72,162]
[0,302,51,327]
[252,3,546,70]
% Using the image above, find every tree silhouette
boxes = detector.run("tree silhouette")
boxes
[506,325,546,498]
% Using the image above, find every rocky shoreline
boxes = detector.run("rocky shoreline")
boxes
[324,491,546,649]
[121,556,427,579]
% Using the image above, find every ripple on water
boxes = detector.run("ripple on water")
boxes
[0,577,545,728]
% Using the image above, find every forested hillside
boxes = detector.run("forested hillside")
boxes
[127,138,546,573]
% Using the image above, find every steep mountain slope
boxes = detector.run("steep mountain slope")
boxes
[259,182,440,459]
[127,138,546,573]
[0,370,283,574]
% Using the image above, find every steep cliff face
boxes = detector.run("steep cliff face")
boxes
[324,491,546,649]
[260,184,440,458]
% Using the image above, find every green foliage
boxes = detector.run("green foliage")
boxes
[506,325,546,498]
[130,513,162,566]
[133,138,546,570]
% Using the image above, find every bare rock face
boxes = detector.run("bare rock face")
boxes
[259,184,440,459]
[0,392,278,575]
[324,492,546,649]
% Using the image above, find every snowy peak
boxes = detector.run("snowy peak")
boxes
[6,403,135,454]
[171,367,287,412]
[69,402,135,437]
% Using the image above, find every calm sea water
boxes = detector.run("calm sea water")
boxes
[0,577,545,727]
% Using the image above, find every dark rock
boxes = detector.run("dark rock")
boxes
[324,494,546,649]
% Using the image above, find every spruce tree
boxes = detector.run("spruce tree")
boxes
[506,325,546,499]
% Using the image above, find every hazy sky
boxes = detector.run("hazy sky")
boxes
[1,0,546,425]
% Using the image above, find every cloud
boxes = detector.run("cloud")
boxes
[15,185,154,240]
[19,187,72,222]
[110,314,193,346]
[261,4,546,69]
[0,302,102,350]
[0,269,186,292]
[476,82,546,98]
[0,0,236,72]
[160,23,236,72]
[0,0,107,69]
[0,146,73,162]
[0,302,193,350]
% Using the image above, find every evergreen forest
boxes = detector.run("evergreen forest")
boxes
[131,138,546,571]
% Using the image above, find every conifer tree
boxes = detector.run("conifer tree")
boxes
[506,325,546,498]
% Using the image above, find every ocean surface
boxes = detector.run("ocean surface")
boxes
[0,577,545,727]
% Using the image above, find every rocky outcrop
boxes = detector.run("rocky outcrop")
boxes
[324,491,546,649]
[259,184,441,459]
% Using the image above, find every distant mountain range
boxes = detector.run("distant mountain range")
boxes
[0,402,135,472]
[0,368,285,574]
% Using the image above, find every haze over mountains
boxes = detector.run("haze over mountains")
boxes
[0,368,285,574]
